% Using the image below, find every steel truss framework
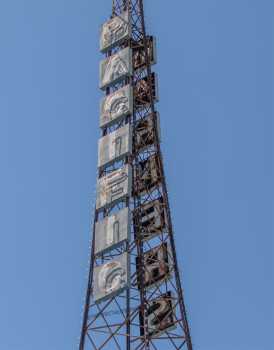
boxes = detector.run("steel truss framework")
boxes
[79,1,193,349]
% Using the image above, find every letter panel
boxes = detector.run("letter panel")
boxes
[93,253,129,303]
[139,292,176,337]
[135,113,161,151]
[100,85,133,128]
[100,47,132,89]
[134,197,166,241]
[96,165,132,209]
[134,73,159,109]
[98,124,132,168]
[95,207,130,255]
[100,11,131,52]
[133,36,157,71]
[134,155,161,195]
[136,243,171,289]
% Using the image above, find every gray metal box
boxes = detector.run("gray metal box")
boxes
[93,253,129,303]
[99,47,132,90]
[100,85,133,128]
[96,164,132,210]
[95,207,130,255]
[100,11,131,53]
[98,124,132,168]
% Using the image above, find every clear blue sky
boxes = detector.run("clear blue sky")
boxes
[0,1,273,349]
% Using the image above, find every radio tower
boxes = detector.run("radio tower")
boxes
[79,1,193,349]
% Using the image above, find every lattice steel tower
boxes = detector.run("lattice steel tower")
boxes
[79,1,193,349]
